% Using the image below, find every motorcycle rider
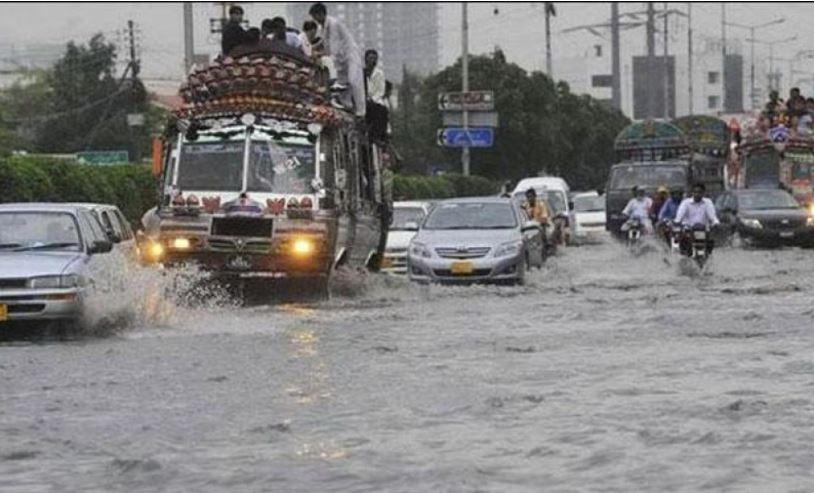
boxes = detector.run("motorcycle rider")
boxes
[522,188,552,251]
[674,183,719,255]
[621,186,653,234]
[650,185,669,223]
[657,188,684,244]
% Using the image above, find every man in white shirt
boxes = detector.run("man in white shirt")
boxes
[674,183,719,228]
[310,2,366,117]
[621,186,653,234]
[364,49,388,141]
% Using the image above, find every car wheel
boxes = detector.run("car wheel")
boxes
[515,257,527,286]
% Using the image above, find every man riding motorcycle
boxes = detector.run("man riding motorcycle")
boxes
[674,183,719,256]
[657,188,684,246]
[621,186,654,235]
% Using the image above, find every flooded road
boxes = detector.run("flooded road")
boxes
[2,242,814,492]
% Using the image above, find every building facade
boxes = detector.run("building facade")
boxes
[287,2,439,81]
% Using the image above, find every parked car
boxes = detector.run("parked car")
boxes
[68,203,135,248]
[0,203,113,325]
[715,189,814,248]
[513,176,572,244]
[570,191,607,244]
[381,201,432,275]
[408,197,544,285]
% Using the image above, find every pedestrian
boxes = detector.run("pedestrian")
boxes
[221,5,248,56]
[309,2,366,117]
[364,49,388,141]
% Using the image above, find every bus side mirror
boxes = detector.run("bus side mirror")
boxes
[151,137,164,177]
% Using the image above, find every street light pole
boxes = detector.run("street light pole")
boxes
[724,18,785,110]
[461,2,470,176]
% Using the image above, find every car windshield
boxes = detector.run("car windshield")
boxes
[744,150,780,187]
[178,141,244,191]
[738,191,800,210]
[574,195,605,212]
[542,191,567,213]
[247,139,315,194]
[424,202,517,230]
[0,212,81,251]
[391,207,426,230]
[609,165,687,190]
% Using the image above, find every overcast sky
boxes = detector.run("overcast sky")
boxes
[2,2,813,84]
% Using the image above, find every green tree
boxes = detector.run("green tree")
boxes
[391,51,630,190]
[38,34,151,159]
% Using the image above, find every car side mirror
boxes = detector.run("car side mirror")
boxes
[404,221,419,231]
[568,201,574,210]
[89,240,113,254]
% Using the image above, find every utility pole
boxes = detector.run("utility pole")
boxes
[663,2,669,118]
[721,3,726,113]
[727,19,786,109]
[461,2,470,176]
[183,3,194,73]
[687,2,693,115]
[126,20,141,162]
[127,20,139,80]
[544,2,554,76]
[611,3,621,111]
[647,2,656,118]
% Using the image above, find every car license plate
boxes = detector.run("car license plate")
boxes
[0,304,7,322]
[228,256,251,270]
[450,261,474,275]
[780,231,794,238]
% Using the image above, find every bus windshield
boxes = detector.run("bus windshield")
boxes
[609,165,687,191]
[744,150,780,187]
[177,141,244,191]
[247,140,315,194]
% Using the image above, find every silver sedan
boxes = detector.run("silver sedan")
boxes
[407,197,544,285]
[0,204,113,325]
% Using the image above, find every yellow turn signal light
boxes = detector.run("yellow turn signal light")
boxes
[292,237,315,256]
[172,237,191,250]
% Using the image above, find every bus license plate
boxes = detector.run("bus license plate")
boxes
[451,261,474,275]
[0,304,7,322]
[780,231,794,238]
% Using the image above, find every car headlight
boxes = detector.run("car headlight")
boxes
[740,218,762,229]
[29,274,79,289]
[409,242,432,259]
[807,216,814,227]
[171,237,191,250]
[494,241,523,258]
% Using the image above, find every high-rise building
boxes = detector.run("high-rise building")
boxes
[287,2,439,81]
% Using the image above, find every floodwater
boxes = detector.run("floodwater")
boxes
[2,241,814,492]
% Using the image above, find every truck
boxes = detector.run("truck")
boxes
[138,46,392,297]
[605,120,691,237]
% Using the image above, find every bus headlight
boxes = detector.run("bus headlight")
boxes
[142,241,164,261]
[292,237,315,256]
[172,237,191,250]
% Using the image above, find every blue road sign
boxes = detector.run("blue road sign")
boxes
[437,127,494,148]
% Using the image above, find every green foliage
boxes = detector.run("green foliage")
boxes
[0,156,156,225]
[392,51,631,190]
[392,173,497,201]
[0,34,153,160]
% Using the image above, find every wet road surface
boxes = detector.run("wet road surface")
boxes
[2,242,814,492]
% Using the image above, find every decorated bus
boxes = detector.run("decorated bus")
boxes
[138,46,392,297]
[673,115,730,199]
[729,116,814,212]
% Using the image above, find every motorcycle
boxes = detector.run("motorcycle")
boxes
[681,224,712,268]
[625,217,644,250]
